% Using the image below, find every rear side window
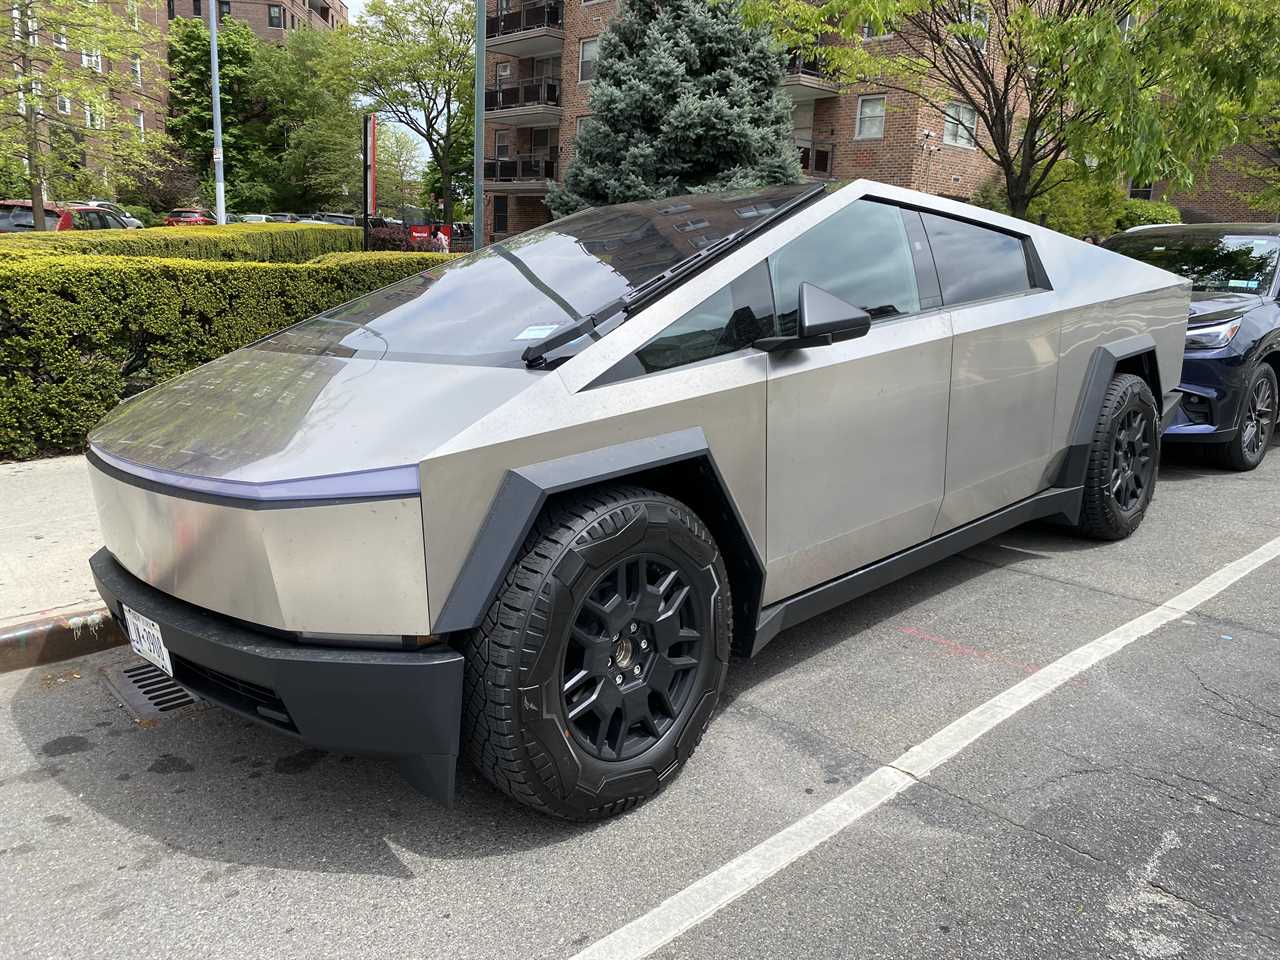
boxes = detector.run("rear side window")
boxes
[768,199,921,335]
[593,262,776,385]
[0,205,35,229]
[919,212,1034,304]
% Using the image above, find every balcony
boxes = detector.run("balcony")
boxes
[486,1,564,58]
[796,138,834,178]
[781,53,839,102]
[484,154,558,193]
[484,76,562,127]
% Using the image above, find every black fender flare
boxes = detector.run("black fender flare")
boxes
[431,427,763,636]
[1053,333,1177,492]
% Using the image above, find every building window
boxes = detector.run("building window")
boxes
[492,195,508,234]
[290,12,296,28]
[943,101,977,147]
[136,110,146,140]
[54,32,68,50]
[859,21,890,39]
[218,1,230,20]
[575,115,591,141]
[194,0,202,16]
[268,4,282,27]
[167,0,174,19]
[84,105,103,130]
[531,126,557,155]
[56,94,70,114]
[1129,182,1153,201]
[1118,13,1137,37]
[855,95,885,140]
[495,60,511,79]
[959,4,989,52]
[579,37,598,82]
[131,54,142,86]
[81,50,102,73]
[494,129,509,159]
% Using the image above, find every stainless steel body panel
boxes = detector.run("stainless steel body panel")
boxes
[934,294,1061,531]
[89,464,430,635]
[764,311,953,603]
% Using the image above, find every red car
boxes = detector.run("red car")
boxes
[164,208,216,226]
[0,200,129,231]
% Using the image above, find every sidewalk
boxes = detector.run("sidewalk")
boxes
[0,455,120,669]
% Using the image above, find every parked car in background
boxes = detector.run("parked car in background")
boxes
[1104,224,1280,470]
[298,215,327,224]
[267,212,300,223]
[73,200,144,229]
[239,214,270,223]
[0,200,74,231]
[312,212,356,226]
[0,200,129,231]
[86,181,1188,819]
[164,208,216,226]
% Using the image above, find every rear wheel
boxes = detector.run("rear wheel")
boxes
[1076,373,1159,540]
[462,485,731,820]
[1214,362,1277,472]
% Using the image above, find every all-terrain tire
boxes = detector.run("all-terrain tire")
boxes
[1076,373,1160,540]
[1214,362,1277,472]
[461,484,732,820]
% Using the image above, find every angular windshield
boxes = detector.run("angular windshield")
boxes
[1105,231,1280,294]
[253,184,815,368]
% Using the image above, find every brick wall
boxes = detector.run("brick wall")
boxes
[1150,145,1280,224]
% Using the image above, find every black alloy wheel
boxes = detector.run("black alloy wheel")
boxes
[1110,406,1155,515]
[462,485,731,820]
[562,555,706,762]
[1077,372,1160,540]
[1218,362,1278,472]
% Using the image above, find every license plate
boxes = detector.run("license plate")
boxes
[122,604,173,677]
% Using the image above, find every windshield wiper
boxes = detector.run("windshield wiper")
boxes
[522,297,625,368]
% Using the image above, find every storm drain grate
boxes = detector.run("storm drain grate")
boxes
[101,659,202,722]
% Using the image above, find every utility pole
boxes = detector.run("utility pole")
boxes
[473,0,485,249]
[208,3,227,225]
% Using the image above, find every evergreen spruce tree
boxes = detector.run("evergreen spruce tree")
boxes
[548,0,802,215]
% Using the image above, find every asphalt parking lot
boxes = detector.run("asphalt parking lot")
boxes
[2,445,1279,960]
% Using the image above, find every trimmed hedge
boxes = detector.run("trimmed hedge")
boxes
[0,222,363,263]
[1116,198,1183,231]
[0,250,456,459]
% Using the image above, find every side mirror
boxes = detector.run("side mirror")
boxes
[754,283,872,352]
[797,282,872,339]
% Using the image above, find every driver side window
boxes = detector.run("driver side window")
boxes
[593,262,776,386]
[769,199,921,335]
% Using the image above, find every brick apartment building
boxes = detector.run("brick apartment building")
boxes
[165,0,349,37]
[480,0,1276,242]
[481,0,1007,244]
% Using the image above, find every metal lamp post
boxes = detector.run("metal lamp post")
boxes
[208,4,226,225]
[474,0,484,249]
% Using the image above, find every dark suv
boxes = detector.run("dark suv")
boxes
[1104,225,1280,469]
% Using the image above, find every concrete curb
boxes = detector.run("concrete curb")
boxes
[0,607,124,673]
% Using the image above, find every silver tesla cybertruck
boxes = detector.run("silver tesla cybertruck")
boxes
[87,180,1188,819]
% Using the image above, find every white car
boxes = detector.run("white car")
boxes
[239,213,270,223]
[75,200,144,229]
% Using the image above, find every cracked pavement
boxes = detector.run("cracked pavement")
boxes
[2,446,1279,959]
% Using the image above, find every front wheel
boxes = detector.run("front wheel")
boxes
[1214,362,1277,472]
[462,485,731,820]
[1075,373,1159,540]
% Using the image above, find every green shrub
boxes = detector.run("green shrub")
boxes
[0,222,363,263]
[0,250,456,459]
[1116,198,1183,231]
[121,205,160,227]
[971,164,1126,239]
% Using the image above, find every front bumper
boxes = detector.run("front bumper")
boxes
[1164,352,1250,444]
[90,548,462,802]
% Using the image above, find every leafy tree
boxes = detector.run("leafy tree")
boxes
[168,16,275,209]
[972,161,1125,238]
[743,0,1280,219]
[421,112,472,219]
[337,0,472,224]
[1234,80,1280,215]
[371,124,424,212]
[0,0,171,228]
[549,0,800,215]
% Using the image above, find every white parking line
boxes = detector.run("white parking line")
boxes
[570,532,1280,960]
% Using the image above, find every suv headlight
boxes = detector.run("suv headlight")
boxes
[1185,319,1241,350]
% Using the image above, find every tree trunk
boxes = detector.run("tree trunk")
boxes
[23,67,45,232]
[440,159,453,226]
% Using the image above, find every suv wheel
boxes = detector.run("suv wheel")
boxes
[1215,362,1277,472]
[1076,373,1159,540]
[462,485,731,820]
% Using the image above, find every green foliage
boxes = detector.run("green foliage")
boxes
[338,0,475,223]
[743,0,1280,217]
[0,223,362,263]
[972,163,1126,238]
[550,0,801,215]
[1116,198,1183,231]
[1234,79,1280,214]
[0,250,456,459]
[121,205,159,228]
